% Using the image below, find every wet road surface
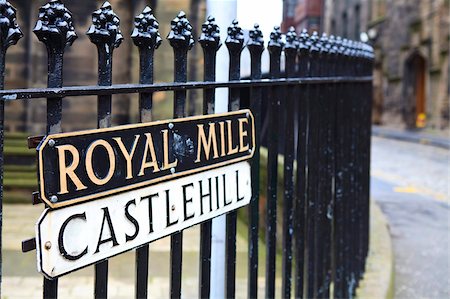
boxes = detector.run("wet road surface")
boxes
[371,136,449,299]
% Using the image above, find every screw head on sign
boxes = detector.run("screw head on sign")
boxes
[48,139,55,147]
[50,195,58,203]
[45,241,52,250]
[168,122,174,129]
[170,167,176,174]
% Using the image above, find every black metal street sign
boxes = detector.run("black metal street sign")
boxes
[37,110,255,208]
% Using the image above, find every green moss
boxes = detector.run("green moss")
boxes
[4,178,37,188]
[3,146,35,156]
[3,191,30,204]
[4,164,36,172]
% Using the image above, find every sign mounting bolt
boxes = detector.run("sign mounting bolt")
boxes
[48,139,55,147]
[50,195,58,203]
[168,123,174,129]
[170,167,175,174]
[45,241,52,250]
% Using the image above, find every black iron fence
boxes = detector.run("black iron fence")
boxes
[0,1,373,298]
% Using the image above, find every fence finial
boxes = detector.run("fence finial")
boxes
[285,26,298,51]
[0,0,22,50]
[87,1,123,49]
[268,25,284,51]
[309,31,320,54]
[167,11,194,50]
[248,23,264,47]
[328,35,338,55]
[225,19,244,53]
[320,33,329,55]
[131,6,162,50]
[247,23,264,57]
[33,0,77,52]
[298,29,310,54]
[199,16,221,51]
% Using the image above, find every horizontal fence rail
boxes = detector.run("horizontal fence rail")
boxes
[0,1,374,299]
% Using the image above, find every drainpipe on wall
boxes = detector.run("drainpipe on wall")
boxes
[206,0,237,297]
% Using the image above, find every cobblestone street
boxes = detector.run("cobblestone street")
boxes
[371,136,449,299]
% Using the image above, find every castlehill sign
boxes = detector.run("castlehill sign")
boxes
[37,110,255,208]
[36,161,251,278]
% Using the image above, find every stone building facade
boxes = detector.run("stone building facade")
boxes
[4,0,187,134]
[324,0,449,129]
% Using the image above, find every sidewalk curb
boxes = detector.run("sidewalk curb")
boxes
[356,200,395,299]
[372,126,450,150]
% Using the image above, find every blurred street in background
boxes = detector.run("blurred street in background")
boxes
[371,135,449,299]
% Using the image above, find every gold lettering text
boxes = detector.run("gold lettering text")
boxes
[227,120,238,155]
[195,123,219,163]
[86,140,116,185]
[238,118,249,152]
[139,133,160,176]
[56,144,87,194]
[113,135,140,179]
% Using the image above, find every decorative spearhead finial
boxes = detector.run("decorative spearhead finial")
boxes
[320,33,329,54]
[285,26,298,51]
[167,11,194,50]
[342,38,352,56]
[268,25,284,50]
[225,19,244,52]
[87,2,123,49]
[199,16,221,51]
[298,29,310,54]
[0,0,22,50]
[131,6,162,50]
[33,0,77,51]
[248,23,264,47]
[309,31,320,55]
[328,35,338,55]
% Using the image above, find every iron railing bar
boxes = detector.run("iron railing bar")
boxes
[167,12,194,299]
[133,7,161,299]
[224,19,244,299]
[0,76,372,100]
[198,16,220,299]
[265,26,283,299]
[246,24,264,299]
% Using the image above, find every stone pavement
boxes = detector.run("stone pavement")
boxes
[2,204,279,298]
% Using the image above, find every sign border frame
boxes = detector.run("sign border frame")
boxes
[38,109,255,209]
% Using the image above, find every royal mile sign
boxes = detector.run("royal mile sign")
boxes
[37,110,255,209]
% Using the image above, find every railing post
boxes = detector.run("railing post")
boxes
[131,6,162,299]
[246,23,264,299]
[167,11,194,299]
[306,31,320,299]
[294,29,310,299]
[87,2,123,298]
[266,25,284,299]
[318,32,332,299]
[333,35,346,299]
[224,19,244,299]
[198,15,221,299]
[33,0,77,297]
[282,26,298,299]
[0,1,22,297]
[327,34,339,299]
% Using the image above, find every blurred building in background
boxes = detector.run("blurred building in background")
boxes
[4,0,197,134]
[324,0,449,130]
[282,0,324,33]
